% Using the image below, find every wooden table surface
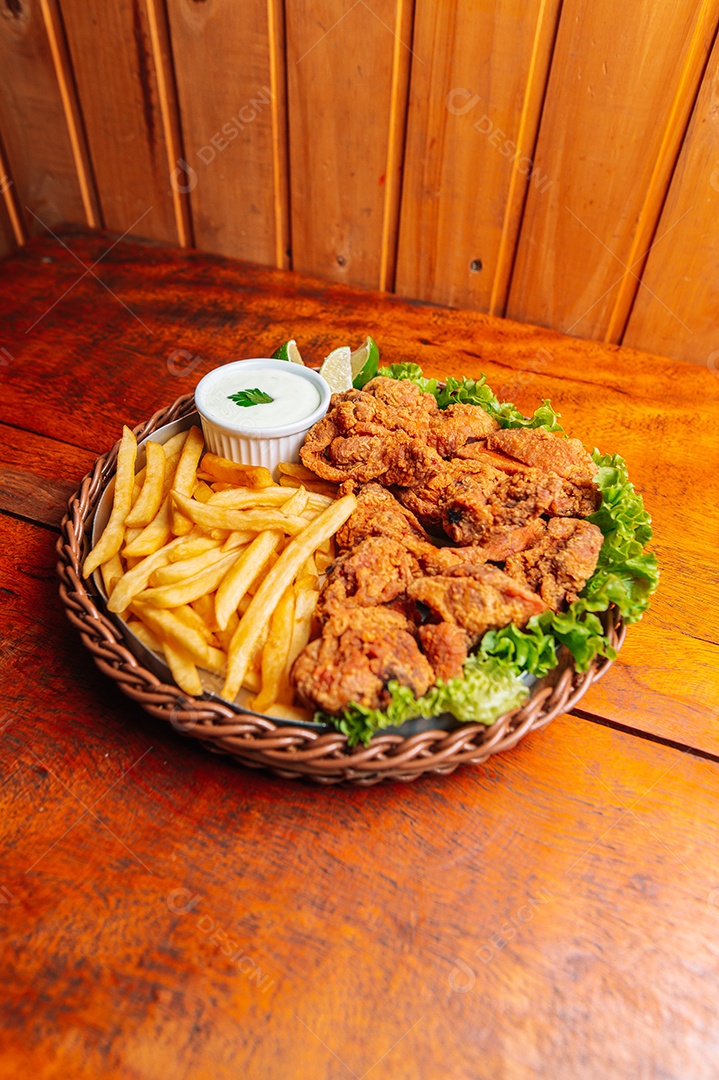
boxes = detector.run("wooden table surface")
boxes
[1,231,718,1079]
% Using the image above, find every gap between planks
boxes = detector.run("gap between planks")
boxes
[571,707,719,765]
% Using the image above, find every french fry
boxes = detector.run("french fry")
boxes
[170,426,205,535]
[278,461,319,482]
[222,494,356,700]
[287,583,319,675]
[300,553,317,579]
[250,586,295,713]
[191,592,218,631]
[242,668,261,693]
[208,486,291,507]
[269,703,314,723]
[131,603,226,672]
[315,549,333,574]
[214,529,282,630]
[125,440,166,527]
[123,493,173,557]
[125,526,144,547]
[167,533,219,562]
[161,640,203,696]
[107,533,188,612]
[216,608,240,653]
[113,439,187,558]
[282,485,309,517]
[221,530,256,551]
[136,549,242,609]
[201,453,274,488]
[100,552,124,598]
[209,486,332,511]
[193,480,214,503]
[160,431,191,459]
[172,604,219,646]
[84,426,137,576]
[127,619,163,653]
[171,490,308,536]
[279,474,339,499]
[150,545,232,587]
[247,550,278,594]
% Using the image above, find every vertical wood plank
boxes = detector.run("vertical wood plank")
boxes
[165,0,287,266]
[285,0,414,290]
[396,0,561,313]
[59,0,184,242]
[0,0,91,233]
[623,38,719,365]
[507,0,719,342]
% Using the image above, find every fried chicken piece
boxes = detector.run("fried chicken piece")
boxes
[299,381,441,485]
[318,536,419,621]
[335,483,430,552]
[486,428,595,481]
[291,606,435,715]
[299,392,394,483]
[486,428,600,517]
[441,468,562,545]
[504,518,604,610]
[408,564,546,638]
[362,375,438,426]
[395,459,498,529]
[453,443,532,472]
[381,435,446,487]
[412,519,546,573]
[426,403,499,458]
[418,623,469,682]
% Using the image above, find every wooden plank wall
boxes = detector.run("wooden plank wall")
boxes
[0,0,718,365]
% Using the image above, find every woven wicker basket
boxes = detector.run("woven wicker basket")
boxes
[57,394,625,785]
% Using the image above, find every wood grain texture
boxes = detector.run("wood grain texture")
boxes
[0,230,717,758]
[58,0,182,242]
[165,0,287,265]
[0,423,96,526]
[623,36,719,365]
[0,0,91,233]
[396,0,561,312]
[285,0,414,289]
[507,0,719,342]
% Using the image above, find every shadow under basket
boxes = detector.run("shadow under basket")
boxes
[57,393,626,786]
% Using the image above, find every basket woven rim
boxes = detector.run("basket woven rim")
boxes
[56,394,626,785]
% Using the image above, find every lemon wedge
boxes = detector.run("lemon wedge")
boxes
[270,339,304,365]
[319,346,353,393]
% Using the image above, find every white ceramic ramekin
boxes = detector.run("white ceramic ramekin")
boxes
[194,359,331,476]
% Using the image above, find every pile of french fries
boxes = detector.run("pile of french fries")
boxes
[83,424,356,720]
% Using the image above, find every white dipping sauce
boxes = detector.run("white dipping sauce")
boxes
[203,366,321,429]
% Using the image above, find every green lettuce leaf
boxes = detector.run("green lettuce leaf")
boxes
[584,451,659,623]
[316,654,529,747]
[377,362,563,431]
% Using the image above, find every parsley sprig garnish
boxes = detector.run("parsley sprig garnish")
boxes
[228,388,274,407]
